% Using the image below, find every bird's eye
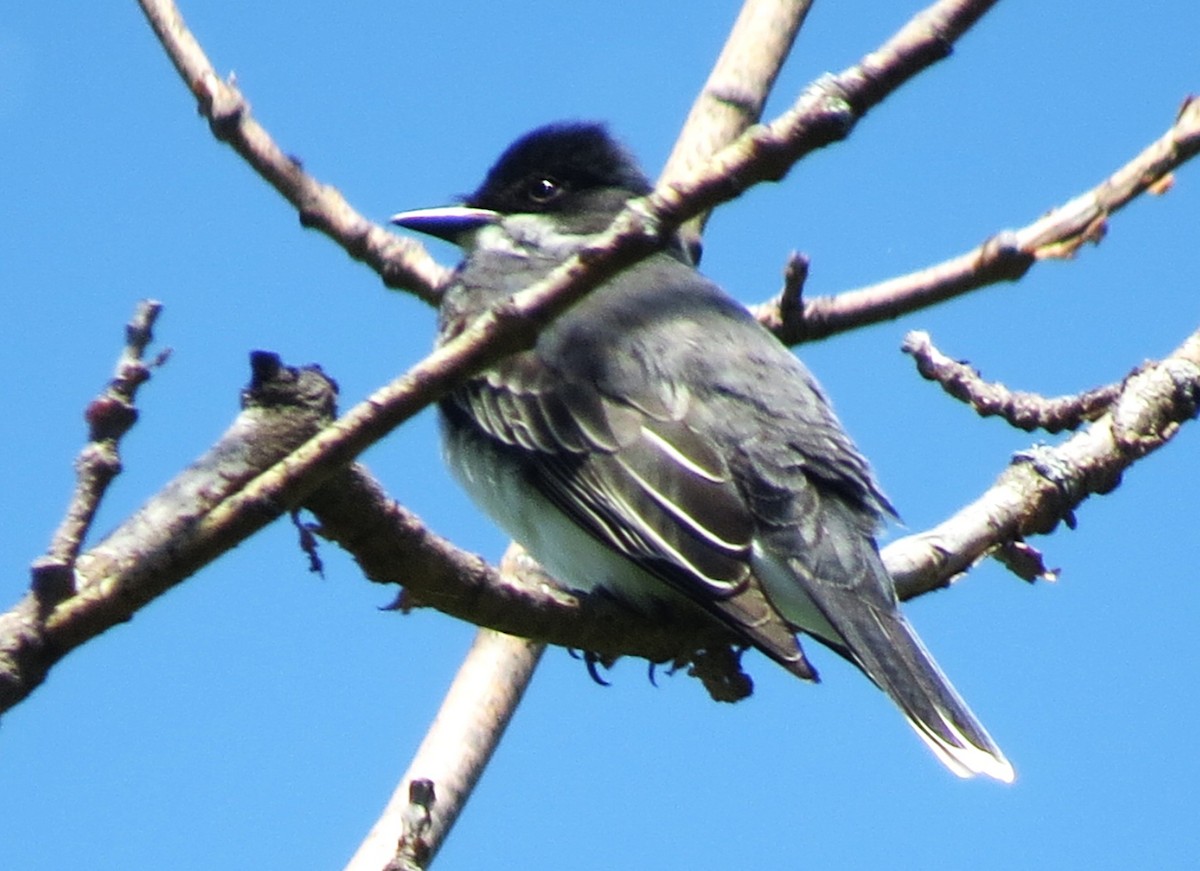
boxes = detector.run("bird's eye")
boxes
[526,176,563,204]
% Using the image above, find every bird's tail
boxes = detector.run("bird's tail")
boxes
[832,595,1014,783]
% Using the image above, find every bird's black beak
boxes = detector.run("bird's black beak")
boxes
[389,205,500,246]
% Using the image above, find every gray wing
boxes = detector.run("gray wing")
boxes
[445,349,818,680]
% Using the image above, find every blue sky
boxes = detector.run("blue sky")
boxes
[3,2,1199,869]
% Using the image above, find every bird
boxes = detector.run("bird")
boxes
[390,121,1014,782]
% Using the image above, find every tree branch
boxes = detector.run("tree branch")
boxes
[136,0,998,319]
[660,0,811,189]
[34,301,165,599]
[886,325,1200,598]
[308,325,1200,659]
[303,465,743,679]
[0,351,337,713]
[901,330,1132,433]
[645,0,1001,227]
[757,95,1200,343]
[4,301,166,708]
[134,0,451,302]
[659,0,812,254]
[343,625,543,871]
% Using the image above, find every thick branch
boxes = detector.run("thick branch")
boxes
[303,467,737,670]
[659,0,812,251]
[343,626,543,871]
[0,353,336,713]
[759,95,1200,343]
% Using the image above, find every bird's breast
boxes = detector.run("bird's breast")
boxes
[438,404,679,612]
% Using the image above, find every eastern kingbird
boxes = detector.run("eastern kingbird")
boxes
[391,122,1013,782]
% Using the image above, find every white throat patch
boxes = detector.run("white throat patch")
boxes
[470,214,594,260]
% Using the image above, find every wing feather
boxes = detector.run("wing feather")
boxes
[446,354,816,679]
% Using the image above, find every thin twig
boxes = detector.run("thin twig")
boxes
[136,0,996,314]
[32,300,164,604]
[758,95,1200,343]
[902,330,1129,433]
[134,0,450,302]
[778,251,811,323]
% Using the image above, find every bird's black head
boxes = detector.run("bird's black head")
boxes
[392,122,685,252]
[464,122,652,225]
